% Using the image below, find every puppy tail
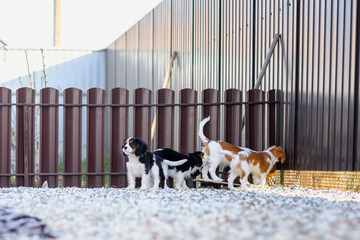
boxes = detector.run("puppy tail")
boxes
[163,159,188,166]
[198,116,211,143]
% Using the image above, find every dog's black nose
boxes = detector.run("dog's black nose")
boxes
[123,146,127,150]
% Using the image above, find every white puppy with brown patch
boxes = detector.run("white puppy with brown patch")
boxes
[198,116,243,182]
[220,146,286,190]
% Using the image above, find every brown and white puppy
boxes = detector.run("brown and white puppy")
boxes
[198,116,243,182]
[220,146,286,190]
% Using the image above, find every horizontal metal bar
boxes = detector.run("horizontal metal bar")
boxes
[0,172,127,177]
[0,100,280,108]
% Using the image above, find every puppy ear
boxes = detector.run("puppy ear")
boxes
[195,158,203,167]
[134,138,148,156]
[194,152,203,167]
[273,147,286,164]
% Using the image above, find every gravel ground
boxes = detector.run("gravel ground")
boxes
[0,185,360,240]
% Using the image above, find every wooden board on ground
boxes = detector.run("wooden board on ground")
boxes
[193,178,241,187]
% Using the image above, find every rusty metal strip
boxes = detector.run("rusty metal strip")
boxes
[275,170,360,192]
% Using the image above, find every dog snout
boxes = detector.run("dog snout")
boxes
[123,146,127,150]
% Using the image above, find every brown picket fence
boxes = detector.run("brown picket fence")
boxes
[0,87,282,188]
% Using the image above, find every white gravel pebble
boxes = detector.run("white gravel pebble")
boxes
[0,185,360,240]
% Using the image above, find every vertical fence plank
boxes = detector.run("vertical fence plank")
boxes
[202,89,220,187]
[179,89,197,188]
[156,89,175,149]
[180,89,198,152]
[0,88,11,187]
[224,89,242,146]
[16,88,35,187]
[110,88,129,188]
[63,88,82,187]
[134,88,151,187]
[40,88,59,188]
[87,88,105,188]
[202,89,220,140]
[134,88,152,144]
[246,89,265,151]
[156,89,174,188]
[268,89,283,146]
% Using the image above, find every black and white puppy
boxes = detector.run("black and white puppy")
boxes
[153,148,203,189]
[122,137,187,190]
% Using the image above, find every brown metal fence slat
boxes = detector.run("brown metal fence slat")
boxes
[87,88,105,188]
[134,88,152,187]
[0,87,11,187]
[246,89,265,151]
[202,89,220,140]
[40,88,59,188]
[110,88,129,188]
[63,88,83,187]
[16,87,35,187]
[156,89,175,149]
[224,89,242,146]
[179,89,198,188]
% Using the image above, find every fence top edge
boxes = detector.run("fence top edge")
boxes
[0,100,281,108]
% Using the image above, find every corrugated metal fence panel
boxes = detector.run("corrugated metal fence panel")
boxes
[153,0,171,91]
[139,12,154,90]
[282,0,298,170]
[254,0,298,170]
[115,35,126,88]
[296,0,357,171]
[106,42,116,91]
[171,0,194,92]
[220,0,254,92]
[126,24,139,92]
[357,41,360,171]
[1,49,106,91]
[104,0,360,172]
[193,0,219,92]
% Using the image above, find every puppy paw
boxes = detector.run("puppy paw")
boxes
[127,186,135,190]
